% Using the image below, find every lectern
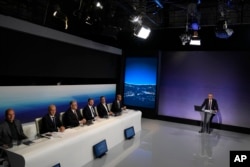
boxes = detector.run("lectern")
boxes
[194,105,216,133]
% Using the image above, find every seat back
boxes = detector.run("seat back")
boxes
[94,106,98,116]
[35,117,43,136]
[60,112,65,126]
[107,103,112,112]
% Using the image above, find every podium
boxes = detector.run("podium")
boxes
[194,106,216,133]
[203,109,216,114]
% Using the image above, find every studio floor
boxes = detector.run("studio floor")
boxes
[83,118,250,167]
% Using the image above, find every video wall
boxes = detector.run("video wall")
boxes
[158,51,250,128]
[0,84,116,123]
[123,57,157,108]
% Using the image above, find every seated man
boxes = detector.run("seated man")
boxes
[83,98,97,121]
[41,104,65,134]
[0,108,27,148]
[64,100,86,128]
[111,94,126,115]
[97,96,113,118]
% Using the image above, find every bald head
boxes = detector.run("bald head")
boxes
[48,104,56,116]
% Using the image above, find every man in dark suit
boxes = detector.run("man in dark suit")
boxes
[41,104,65,134]
[199,93,219,133]
[97,96,113,118]
[111,94,126,115]
[64,100,86,128]
[83,98,97,121]
[0,108,27,148]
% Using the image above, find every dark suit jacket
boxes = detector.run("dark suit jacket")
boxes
[83,105,97,121]
[97,103,109,118]
[41,114,63,134]
[63,108,83,128]
[0,119,27,147]
[201,98,219,111]
[111,100,123,113]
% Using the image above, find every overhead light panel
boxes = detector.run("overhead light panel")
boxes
[134,25,151,39]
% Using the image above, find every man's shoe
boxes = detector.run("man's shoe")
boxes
[199,130,204,133]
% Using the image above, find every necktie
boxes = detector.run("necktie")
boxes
[91,107,95,117]
[104,104,109,115]
[209,100,212,110]
[51,117,56,128]
[74,110,78,120]
[117,101,120,109]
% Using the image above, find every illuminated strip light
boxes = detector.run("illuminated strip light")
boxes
[189,39,201,46]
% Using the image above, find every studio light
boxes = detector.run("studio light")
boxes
[53,9,68,30]
[96,1,103,9]
[190,22,200,31]
[190,38,201,45]
[134,25,151,39]
[179,33,191,45]
[189,31,201,46]
[130,15,142,24]
[215,20,234,39]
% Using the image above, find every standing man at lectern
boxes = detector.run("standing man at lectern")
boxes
[199,93,218,133]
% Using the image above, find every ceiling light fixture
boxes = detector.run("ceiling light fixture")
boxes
[134,24,151,39]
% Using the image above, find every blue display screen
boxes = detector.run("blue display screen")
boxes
[124,57,157,108]
[124,126,135,139]
[93,139,108,158]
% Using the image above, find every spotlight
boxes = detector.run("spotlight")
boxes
[96,1,103,9]
[130,15,142,24]
[215,20,234,39]
[189,31,201,46]
[190,38,201,45]
[53,10,68,29]
[179,33,191,45]
[190,22,200,31]
[134,25,151,39]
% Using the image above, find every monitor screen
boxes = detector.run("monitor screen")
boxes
[124,57,157,109]
[93,139,108,158]
[124,126,135,139]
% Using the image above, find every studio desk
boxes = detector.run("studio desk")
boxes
[4,109,142,167]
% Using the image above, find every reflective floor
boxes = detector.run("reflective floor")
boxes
[83,118,250,167]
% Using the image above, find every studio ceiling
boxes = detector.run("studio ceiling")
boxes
[1,0,250,47]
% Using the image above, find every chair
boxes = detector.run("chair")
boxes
[94,106,98,116]
[60,112,65,126]
[79,109,83,117]
[35,117,43,136]
[107,103,112,112]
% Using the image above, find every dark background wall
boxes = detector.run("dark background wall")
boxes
[0,27,121,85]
[158,51,250,131]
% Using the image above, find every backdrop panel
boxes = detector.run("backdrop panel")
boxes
[0,84,116,123]
[158,51,250,128]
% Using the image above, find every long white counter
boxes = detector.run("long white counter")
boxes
[3,110,142,167]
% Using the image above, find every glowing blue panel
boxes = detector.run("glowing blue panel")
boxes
[0,84,116,123]
[124,57,157,108]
